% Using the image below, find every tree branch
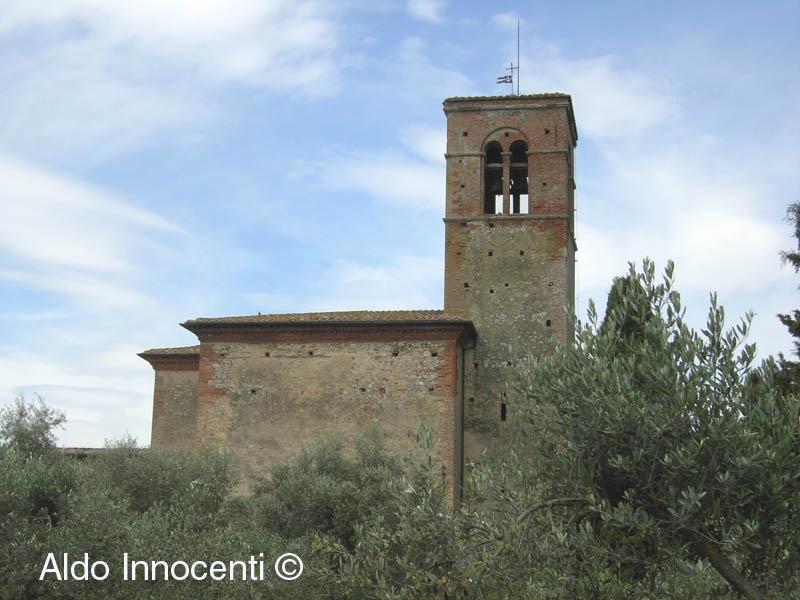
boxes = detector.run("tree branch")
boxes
[681,528,765,600]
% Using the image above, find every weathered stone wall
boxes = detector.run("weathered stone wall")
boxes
[151,369,198,450]
[447,219,571,459]
[194,337,465,502]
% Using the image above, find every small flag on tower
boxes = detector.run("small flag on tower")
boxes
[496,75,512,84]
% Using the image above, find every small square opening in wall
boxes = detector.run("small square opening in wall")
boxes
[462,131,468,137]
[460,184,465,188]
[308,351,314,356]
[504,132,510,137]
[488,251,493,256]
[392,350,399,357]
[488,222,495,228]
[428,386,435,392]
[473,362,479,369]
[506,360,512,367]
[542,181,547,186]
[519,250,525,256]
[431,351,438,357]
[464,282,470,288]
[500,402,507,421]
[545,128,550,134]
[504,282,509,287]
[264,352,270,357]
[546,319,552,327]
[489,288,495,294]
[250,389,257,395]
[359,387,366,392]
[469,397,475,403]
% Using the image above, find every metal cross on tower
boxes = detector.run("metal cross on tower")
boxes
[495,20,521,95]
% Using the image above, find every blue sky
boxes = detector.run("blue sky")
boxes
[1,1,798,446]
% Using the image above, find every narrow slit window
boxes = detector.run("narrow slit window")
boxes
[500,402,507,421]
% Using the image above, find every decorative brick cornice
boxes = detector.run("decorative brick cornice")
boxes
[442,94,577,144]
[138,348,200,371]
[183,320,477,345]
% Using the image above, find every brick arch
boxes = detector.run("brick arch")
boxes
[481,127,530,152]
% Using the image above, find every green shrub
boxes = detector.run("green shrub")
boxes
[94,438,235,517]
[253,428,404,548]
[0,449,77,526]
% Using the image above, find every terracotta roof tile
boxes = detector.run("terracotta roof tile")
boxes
[138,345,200,356]
[182,310,467,326]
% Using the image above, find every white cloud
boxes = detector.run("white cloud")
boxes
[0,157,188,308]
[303,123,446,212]
[0,0,340,86]
[0,1,344,160]
[399,124,446,163]
[246,255,443,313]
[0,157,180,272]
[387,37,476,102]
[525,46,678,141]
[490,12,521,30]
[407,0,445,22]
[524,43,798,361]
[313,150,444,211]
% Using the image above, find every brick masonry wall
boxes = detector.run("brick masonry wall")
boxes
[195,337,465,503]
[151,369,198,450]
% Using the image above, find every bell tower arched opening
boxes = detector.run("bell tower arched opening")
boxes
[509,140,529,214]
[483,141,503,214]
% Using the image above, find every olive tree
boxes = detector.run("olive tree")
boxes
[0,393,65,456]
[511,259,800,599]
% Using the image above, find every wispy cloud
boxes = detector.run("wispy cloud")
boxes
[407,0,445,23]
[0,157,186,309]
[0,1,345,161]
[525,45,678,141]
[246,255,443,313]
[0,157,180,272]
[489,12,521,30]
[305,123,445,211]
[519,44,786,285]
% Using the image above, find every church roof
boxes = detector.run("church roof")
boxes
[138,345,201,370]
[180,310,477,338]
[181,309,466,327]
[138,345,200,356]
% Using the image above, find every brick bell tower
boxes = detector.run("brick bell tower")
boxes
[442,94,578,459]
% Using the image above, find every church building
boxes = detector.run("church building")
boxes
[139,94,578,504]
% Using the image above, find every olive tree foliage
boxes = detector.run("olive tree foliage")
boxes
[0,393,65,456]
[505,259,800,599]
[776,201,800,392]
[253,428,405,549]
